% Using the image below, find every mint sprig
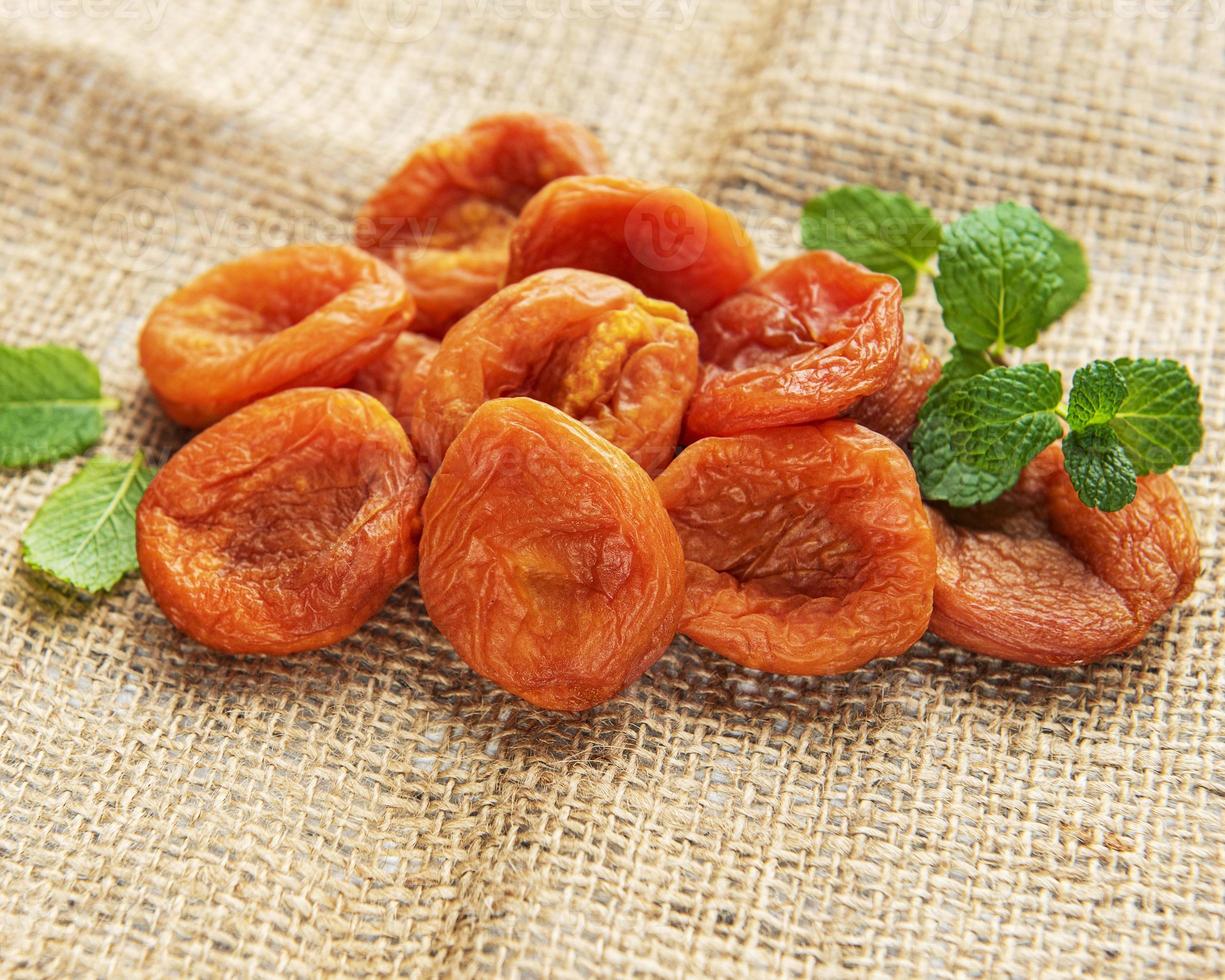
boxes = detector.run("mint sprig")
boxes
[914,358,1202,511]
[800,186,1199,512]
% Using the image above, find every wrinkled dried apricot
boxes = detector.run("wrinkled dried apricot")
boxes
[137,388,427,655]
[683,251,903,440]
[418,398,684,711]
[657,421,936,675]
[505,175,760,318]
[140,245,410,428]
[356,114,608,336]
[350,330,439,433]
[846,333,941,445]
[928,445,1200,665]
[413,269,698,476]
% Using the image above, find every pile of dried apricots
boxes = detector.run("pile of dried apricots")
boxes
[135,113,1200,711]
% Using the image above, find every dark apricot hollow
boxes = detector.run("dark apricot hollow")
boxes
[656,421,937,675]
[140,244,411,428]
[418,398,685,712]
[505,175,760,318]
[928,445,1200,666]
[137,388,427,655]
[683,251,904,440]
[412,269,698,476]
[845,333,942,445]
[356,114,609,337]
[350,330,440,433]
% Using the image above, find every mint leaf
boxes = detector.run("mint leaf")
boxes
[933,203,1062,352]
[1107,358,1203,475]
[1063,425,1137,511]
[1066,360,1126,428]
[0,344,119,468]
[1043,222,1090,325]
[800,186,941,295]
[913,363,1063,506]
[22,454,156,593]
[924,344,994,411]
[941,345,994,386]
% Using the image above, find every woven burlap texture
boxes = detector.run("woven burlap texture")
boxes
[1,1,1223,976]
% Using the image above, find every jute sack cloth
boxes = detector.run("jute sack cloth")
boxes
[1,1,1222,976]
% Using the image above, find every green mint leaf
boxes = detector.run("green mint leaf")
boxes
[913,363,1064,507]
[800,185,942,296]
[0,344,119,468]
[1063,425,1138,512]
[21,454,156,594]
[1043,221,1090,325]
[1066,359,1126,429]
[923,344,994,412]
[933,202,1062,352]
[940,345,995,386]
[1107,358,1203,475]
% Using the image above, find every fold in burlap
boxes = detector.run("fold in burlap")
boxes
[1,2,1222,976]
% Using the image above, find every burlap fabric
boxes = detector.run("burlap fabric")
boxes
[1,1,1222,976]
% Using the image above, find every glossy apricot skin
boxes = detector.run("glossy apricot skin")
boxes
[412,269,698,476]
[356,114,609,337]
[683,251,904,440]
[656,421,937,675]
[505,175,760,318]
[139,245,411,428]
[846,333,941,445]
[137,388,427,655]
[418,399,685,712]
[928,445,1200,665]
[350,330,439,433]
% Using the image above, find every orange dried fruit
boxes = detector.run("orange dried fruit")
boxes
[505,175,760,318]
[418,398,685,711]
[139,244,410,428]
[657,420,936,675]
[137,388,427,655]
[928,445,1200,665]
[684,251,904,440]
[846,332,942,445]
[356,113,608,336]
[350,330,439,433]
[413,269,698,476]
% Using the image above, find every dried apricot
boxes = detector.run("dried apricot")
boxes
[356,114,608,336]
[928,445,1200,665]
[137,388,427,655]
[412,269,698,476]
[656,421,936,675]
[418,398,684,711]
[350,330,439,433]
[505,175,760,318]
[140,245,410,428]
[846,333,941,445]
[684,251,903,440]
